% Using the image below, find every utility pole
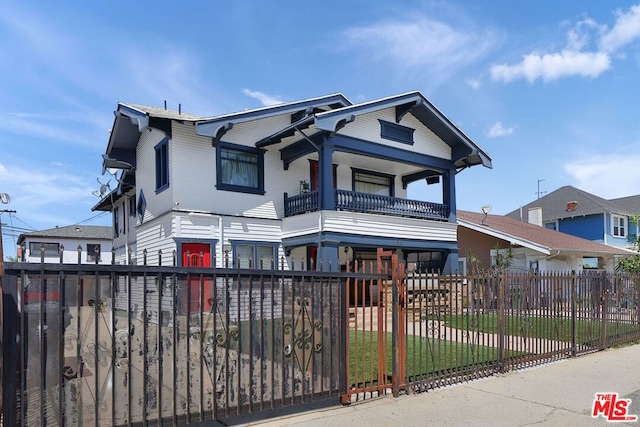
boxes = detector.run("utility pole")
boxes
[536,179,547,199]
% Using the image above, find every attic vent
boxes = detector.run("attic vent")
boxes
[566,201,578,211]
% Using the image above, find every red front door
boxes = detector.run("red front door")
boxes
[182,243,213,313]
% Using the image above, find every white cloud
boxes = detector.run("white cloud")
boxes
[465,77,481,89]
[491,4,640,84]
[0,162,99,228]
[242,89,286,106]
[600,4,640,53]
[564,154,640,198]
[486,122,514,138]
[343,15,496,80]
[491,50,610,83]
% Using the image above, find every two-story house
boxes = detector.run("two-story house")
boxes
[93,91,492,273]
[506,186,640,251]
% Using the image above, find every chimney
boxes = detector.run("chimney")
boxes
[566,201,578,212]
[528,207,542,226]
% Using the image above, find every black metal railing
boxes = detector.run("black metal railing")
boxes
[283,190,448,220]
[3,257,640,426]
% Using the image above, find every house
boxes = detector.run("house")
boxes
[506,186,640,251]
[16,225,113,264]
[92,91,492,273]
[458,210,633,273]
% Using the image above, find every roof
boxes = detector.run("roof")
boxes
[17,225,112,245]
[458,210,633,256]
[506,185,635,222]
[609,194,640,215]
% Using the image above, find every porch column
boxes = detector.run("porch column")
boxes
[316,241,339,271]
[443,248,459,274]
[318,137,335,210]
[442,168,457,221]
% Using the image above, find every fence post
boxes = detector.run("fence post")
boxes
[1,272,18,427]
[391,263,400,397]
[571,272,577,357]
[600,272,608,350]
[497,272,506,373]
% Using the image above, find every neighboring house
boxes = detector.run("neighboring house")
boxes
[506,186,640,251]
[92,91,492,273]
[458,210,633,273]
[16,225,113,264]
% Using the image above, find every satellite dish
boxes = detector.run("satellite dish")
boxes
[0,193,10,204]
[481,204,492,214]
[92,178,111,197]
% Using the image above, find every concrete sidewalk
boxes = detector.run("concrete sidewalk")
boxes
[242,344,640,426]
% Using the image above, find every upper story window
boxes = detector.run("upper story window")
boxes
[29,242,59,258]
[379,120,415,145]
[114,206,120,238]
[217,142,265,195]
[612,214,627,237]
[155,138,169,192]
[353,168,394,197]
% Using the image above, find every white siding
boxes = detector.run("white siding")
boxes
[337,109,452,160]
[24,236,113,264]
[136,128,171,223]
[282,211,457,242]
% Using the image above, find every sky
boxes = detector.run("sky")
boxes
[1,1,640,259]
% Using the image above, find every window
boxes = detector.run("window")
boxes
[114,206,120,238]
[87,244,101,263]
[353,169,394,197]
[29,242,60,258]
[544,222,557,231]
[379,119,415,145]
[137,190,146,222]
[155,138,169,192]
[231,241,278,269]
[217,142,265,194]
[129,195,136,217]
[612,215,627,237]
[583,257,599,269]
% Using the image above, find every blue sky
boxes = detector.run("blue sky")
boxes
[1,1,640,258]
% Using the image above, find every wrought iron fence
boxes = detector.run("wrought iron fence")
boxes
[2,256,640,426]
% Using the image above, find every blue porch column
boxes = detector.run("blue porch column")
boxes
[443,248,459,274]
[318,137,335,210]
[316,241,339,271]
[442,168,457,222]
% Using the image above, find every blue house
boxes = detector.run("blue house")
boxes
[506,186,640,251]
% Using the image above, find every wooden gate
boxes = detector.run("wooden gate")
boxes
[342,248,406,402]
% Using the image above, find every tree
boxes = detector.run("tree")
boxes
[616,214,640,273]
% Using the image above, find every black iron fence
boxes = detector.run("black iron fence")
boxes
[2,257,640,426]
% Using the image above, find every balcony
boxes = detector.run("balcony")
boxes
[284,189,448,221]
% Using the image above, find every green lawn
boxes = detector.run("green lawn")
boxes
[348,330,517,386]
[440,313,640,345]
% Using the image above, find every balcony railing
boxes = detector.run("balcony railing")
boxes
[284,189,448,220]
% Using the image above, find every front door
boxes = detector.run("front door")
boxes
[182,243,213,313]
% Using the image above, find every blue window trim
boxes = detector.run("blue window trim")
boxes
[155,138,169,193]
[351,167,395,197]
[174,238,218,267]
[113,206,120,238]
[378,119,415,145]
[216,141,265,195]
[230,240,279,269]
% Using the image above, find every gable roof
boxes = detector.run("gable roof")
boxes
[506,185,633,222]
[458,210,633,256]
[314,91,492,169]
[17,225,112,245]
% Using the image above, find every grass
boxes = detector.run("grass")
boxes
[439,313,640,345]
[348,329,518,386]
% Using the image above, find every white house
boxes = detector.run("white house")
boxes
[17,225,113,264]
[93,91,492,272]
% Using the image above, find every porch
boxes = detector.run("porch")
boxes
[284,189,448,221]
